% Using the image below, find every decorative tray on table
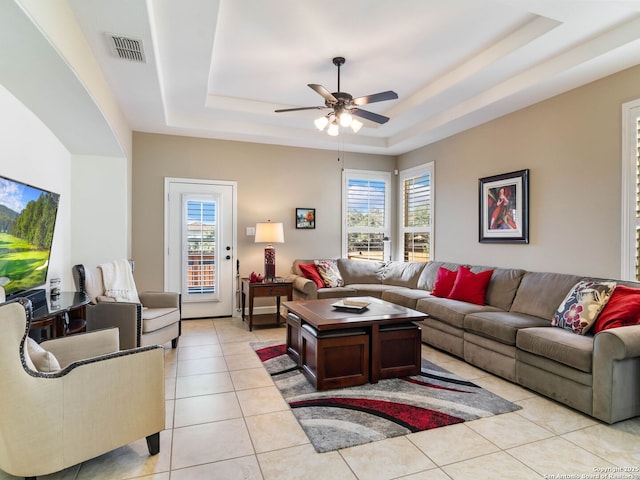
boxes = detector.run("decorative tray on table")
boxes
[331,299,370,312]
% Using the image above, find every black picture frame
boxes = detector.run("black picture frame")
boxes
[479,169,529,244]
[295,208,315,229]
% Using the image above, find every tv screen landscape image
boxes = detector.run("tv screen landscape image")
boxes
[0,175,60,297]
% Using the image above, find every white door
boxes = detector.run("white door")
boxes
[165,178,237,318]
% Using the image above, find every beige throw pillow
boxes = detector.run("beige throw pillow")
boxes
[25,337,61,372]
[314,260,344,288]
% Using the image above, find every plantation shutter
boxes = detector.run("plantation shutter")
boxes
[636,117,640,280]
[400,164,433,262]
[342,170,390,261]
[185,199,217,295]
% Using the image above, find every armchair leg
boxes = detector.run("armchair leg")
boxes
[171,337,179,348]
[146,432,160,455]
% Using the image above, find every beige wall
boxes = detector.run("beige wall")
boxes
[0,85,73,293]
[132,133,395,292]
[134,63,640,293]
[70,155,130,266]
[399,64,640,278]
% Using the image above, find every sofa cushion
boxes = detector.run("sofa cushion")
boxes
[593,285,640,333]
[317,287,358,299]
[415,296,500,329]
[381,288,432,309]
[552,280,616,335]
[337,258,385,285]
[348,284,397,299]
[448,266,493,305]
[315,259,344,287]
[517,326,594,373]
[142,307,181,333]
[416,261,461,291]
[474,266,526,311]
[298,263,324,289]
[381,261,426,288]
[431,267,458,298]
[510,271,582,319]
[464,311,551,345]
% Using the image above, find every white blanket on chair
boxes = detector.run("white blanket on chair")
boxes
[100,259,141,303]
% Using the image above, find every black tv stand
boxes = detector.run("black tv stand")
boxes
[30,291,89,339]
[7,288,47,310]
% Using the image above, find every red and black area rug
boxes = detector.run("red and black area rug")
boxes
[252,342,522,453]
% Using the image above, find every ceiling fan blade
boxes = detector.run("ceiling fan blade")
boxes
[352,90,398,106]
[308,84,338,104]
[352,108,390,124]
[275,106,327,113]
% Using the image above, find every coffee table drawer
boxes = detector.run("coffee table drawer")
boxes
[300,324,370,391]
[376,323,422,379]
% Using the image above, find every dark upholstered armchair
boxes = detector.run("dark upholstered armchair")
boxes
[0,298,165,480]
[72,263,181,350]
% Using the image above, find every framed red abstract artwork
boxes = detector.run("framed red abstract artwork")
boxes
[479,169,529,244]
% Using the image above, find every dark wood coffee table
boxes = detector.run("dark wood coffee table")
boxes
[283,297,427,389]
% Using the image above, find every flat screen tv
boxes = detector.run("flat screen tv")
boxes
[0,175,60,298]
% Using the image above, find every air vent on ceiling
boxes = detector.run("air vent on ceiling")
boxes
[108,34,146,63]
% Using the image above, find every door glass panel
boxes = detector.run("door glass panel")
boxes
[185,198,217,298]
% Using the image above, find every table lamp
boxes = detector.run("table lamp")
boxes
[255,220,284,280]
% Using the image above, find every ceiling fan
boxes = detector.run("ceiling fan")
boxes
[275,57,398,135]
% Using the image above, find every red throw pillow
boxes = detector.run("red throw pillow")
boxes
[298,263,324,289]
[447,266,494,305]
[431,267,458,298]
[592,285,640,333]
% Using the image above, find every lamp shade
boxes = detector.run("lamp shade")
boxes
[255,221,284,244]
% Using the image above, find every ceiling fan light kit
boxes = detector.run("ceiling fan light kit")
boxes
[314,116,329,130]
[339,111,353,127]
[275,57,398,136]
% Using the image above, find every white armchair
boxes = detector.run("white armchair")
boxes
[72,263,181,350]
[0,298,165,480]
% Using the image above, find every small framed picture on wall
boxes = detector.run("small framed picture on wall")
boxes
[296,208,315,229]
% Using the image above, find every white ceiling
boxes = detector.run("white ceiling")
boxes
[64,0,640,155]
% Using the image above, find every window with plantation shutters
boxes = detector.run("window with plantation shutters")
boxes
[621,100,640,280]
[185,198,217,296]
[342,170,390,261]
[399,164,433,262]
[636,116,640,281]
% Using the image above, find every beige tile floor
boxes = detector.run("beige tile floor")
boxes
[4,316,640,480]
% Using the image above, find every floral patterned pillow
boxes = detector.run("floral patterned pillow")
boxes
[551,281,616,335]
[314,260,344,288]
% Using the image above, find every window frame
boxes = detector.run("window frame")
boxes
[621,99,640,280]
[398,163,434,263]
[341,169,391,260]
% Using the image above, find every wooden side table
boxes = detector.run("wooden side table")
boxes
[241,278,293,331]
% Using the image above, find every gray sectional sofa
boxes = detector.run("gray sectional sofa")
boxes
[285,258,640,424]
